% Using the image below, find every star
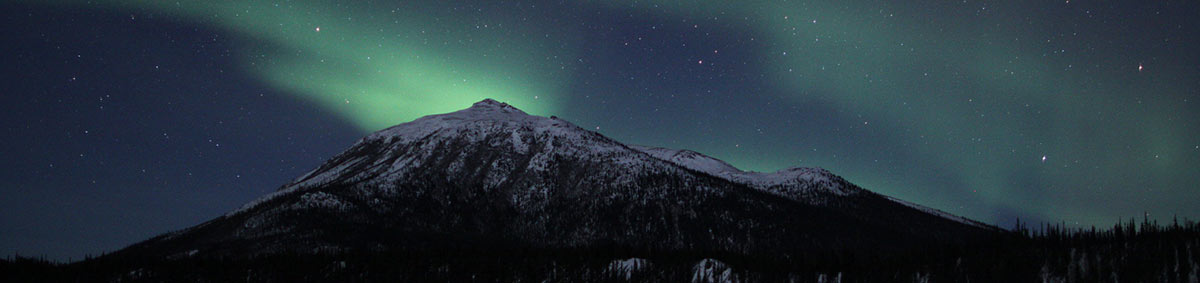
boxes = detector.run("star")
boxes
[1138,64,1143,71]
[315,27,321,32]
[1041,155,1047,162]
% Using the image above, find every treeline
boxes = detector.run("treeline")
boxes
[3,219,1198,282]
[1005,216,1200,282]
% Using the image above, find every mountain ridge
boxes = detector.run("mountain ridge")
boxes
[110,98,998,262]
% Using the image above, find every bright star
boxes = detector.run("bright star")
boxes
[315,26,321,32]
[1041,155,1047,162]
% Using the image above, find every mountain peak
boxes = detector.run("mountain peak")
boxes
[472,98,504,106]
[457,98,529,117]
[470,98,518,110]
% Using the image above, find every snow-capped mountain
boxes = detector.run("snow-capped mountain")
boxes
[109,99,997,262]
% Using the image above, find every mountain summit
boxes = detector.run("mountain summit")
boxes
[110,99,996,264]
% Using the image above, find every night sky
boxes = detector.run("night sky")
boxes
[3,1,1198,261]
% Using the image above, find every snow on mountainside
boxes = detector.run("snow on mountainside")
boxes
[228,99,658,216]
[630,145,990,229]
[630,145,860,196]
[628,146,742,176]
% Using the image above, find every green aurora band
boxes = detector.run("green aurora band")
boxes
[46,0,572,131]
[37,0,1200,227]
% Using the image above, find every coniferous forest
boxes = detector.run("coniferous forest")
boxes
[3,218,1197,282]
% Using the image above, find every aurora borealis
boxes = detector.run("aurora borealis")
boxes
[2,1,1198,260]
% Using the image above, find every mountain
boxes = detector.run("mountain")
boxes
[102,99,998,272]
[8,99,1188,282]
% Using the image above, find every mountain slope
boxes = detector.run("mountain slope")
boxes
[109,99,997,262]
[629,145,991,228]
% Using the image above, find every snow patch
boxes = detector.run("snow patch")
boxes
[606,258,650,280]
[692,258,737,283]
[292,191,353,210]
[509,130,528,154]
[815,272,843,283]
